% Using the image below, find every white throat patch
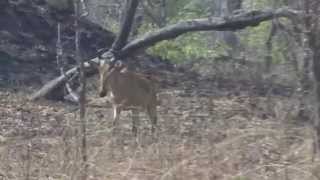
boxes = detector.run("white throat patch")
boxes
[100,59,106,66]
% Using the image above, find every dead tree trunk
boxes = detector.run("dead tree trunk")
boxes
[110,0,139,54]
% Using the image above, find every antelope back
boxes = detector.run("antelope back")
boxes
[107,69,158,108]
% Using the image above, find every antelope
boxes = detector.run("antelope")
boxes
[97,59,158,136]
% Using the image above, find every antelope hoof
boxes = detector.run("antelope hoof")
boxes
[132,127,138,137]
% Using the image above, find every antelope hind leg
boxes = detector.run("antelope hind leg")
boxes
[147,106,157,134]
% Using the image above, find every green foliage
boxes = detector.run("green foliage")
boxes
[241,0,291,65]
[143,0,289,64]
[108,21,120,33]
[144,0,229,63]
[242,0,272,9]
[148,32,228,63]
[240,21,271,61]
[271,34,289,64]
[168,0,211,22]
[0,52,15,65]
[243,0,288,9]
[46,0,73,11]
[241,18,290,65]
[242,21,271,50]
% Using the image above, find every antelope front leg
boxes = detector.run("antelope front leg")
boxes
[131,108,140,136]
[147,106,157,135]
[112,105,121,127]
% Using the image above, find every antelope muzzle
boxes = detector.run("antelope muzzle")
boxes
[99,90,107,97]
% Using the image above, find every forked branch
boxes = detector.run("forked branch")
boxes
[109,0,139,54]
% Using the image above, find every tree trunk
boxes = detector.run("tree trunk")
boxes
[110,0,139,53]
[74,0,88,179]
[303,0,320,157]
[313,49,320,157]
[212,0,242,57]
[264,20,277,73]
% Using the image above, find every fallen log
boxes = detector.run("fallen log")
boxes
[29,58,100,101]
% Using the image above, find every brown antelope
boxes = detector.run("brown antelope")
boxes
[97,60,158,136]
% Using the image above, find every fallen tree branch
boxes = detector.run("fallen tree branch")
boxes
[29,59,98,101]
[30,7,301,101]
[119,8,301,56]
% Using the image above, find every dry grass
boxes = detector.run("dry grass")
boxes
[0,84,319,180]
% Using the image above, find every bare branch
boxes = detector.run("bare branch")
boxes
[120,8,301,56]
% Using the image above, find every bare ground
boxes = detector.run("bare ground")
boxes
[0,75,319,180]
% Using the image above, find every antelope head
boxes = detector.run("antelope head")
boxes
[97,58,125,97]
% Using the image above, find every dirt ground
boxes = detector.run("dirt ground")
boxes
[0,73,319,180]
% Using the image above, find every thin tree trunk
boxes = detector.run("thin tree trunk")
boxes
[264,20,277,73]
[160,0,167,27]
[75,0,88,179]
[303,0,320,158]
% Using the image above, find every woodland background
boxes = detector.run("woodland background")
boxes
[1,0,320,180]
